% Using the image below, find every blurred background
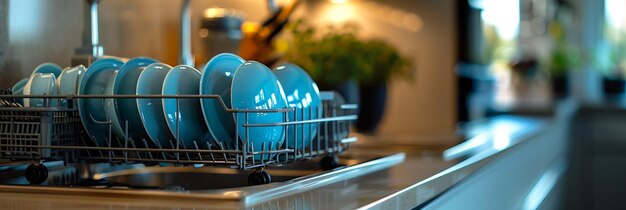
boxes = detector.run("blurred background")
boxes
[1,0,626,208]
[2,0,615,140]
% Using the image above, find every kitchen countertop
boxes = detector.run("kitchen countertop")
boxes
[0,116,547,209]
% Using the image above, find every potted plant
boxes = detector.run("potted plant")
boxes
[284,20,412,133]
[545,19,580,98]
[595,39,626,95]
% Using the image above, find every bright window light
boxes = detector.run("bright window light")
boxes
[606,0,625,29]
[480,0,520,40]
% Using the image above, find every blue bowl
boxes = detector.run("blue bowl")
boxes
[273,63,323,150]
[32,63,62,78]
[231,61,287,155]
[200,53,245,149]
[11,78,28,105]
[162,65,212,148]
[56,65,86,107]
[78,58,124,146]
[24,73,58,107]
[106,57,158,141]
[137,63,176,148]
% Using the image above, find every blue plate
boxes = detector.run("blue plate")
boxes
[56,65,85,107]
[11,78,28,105]
[32,63,62,78]
[273,63,323,150]
[78,58,124,146]
[137,63,175,148]
[200,53,245,149]
[162,65,212,148]
[103,71,124,139]
[231,61,287,154]
[106,57,158,141]
[24,73,58,107]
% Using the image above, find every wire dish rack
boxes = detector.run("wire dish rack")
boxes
[0,91,358,185]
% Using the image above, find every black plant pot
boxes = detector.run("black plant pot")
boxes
[316,80,360,105]
[603,77,626,95]
[356,84,387,133]
[551,76,569,98]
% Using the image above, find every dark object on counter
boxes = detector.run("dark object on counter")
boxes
[318,81,387,133]
[456,63,495,122]
[551,76,569,98]
[602,77,626,95]
[317,80,360,106]
[356,84,387,133]
[199,8,244,63]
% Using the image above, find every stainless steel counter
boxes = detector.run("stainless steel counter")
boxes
[0,116,548,209]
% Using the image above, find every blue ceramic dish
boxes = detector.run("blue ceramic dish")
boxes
[103,71,124,139]
[137,63,176,148]
[231,61,287,155]
[78,58,124,146]
[32,63,62,78]
[200,53,245,149]
[273,63,323,150]
[56,65,85,107]
[106,57,158,140]
[162,65,212,148]
[24,73,58,107]
[11,78,28,105]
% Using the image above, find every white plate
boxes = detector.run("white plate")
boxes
[56,65,85,107]
[11,78,29,105]
[24,73,58,107]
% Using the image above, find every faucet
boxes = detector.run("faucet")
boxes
[180,0,194,67]
[71,0,104,67]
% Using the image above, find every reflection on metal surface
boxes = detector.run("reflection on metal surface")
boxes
[0,153,404,206]
[443,134,489,160]
[361,116,547,210]
[522,158,566,210]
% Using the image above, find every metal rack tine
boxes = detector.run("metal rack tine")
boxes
[250,142,255,167]
[206,141,214,163]
[216,141,227,163]
[154,139,167,161]
[142,138,154,161]
[193,140,202,162]
[260,142,266,164]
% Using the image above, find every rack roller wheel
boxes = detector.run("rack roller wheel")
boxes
[248,170,272,186]
[25,162,48,185]
[320,155,340,170]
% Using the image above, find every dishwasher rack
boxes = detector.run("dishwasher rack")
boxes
[0,92,358,185]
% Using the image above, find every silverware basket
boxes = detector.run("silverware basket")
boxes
[0,107,81,162]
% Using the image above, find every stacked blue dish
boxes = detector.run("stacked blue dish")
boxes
[11,53,323,154]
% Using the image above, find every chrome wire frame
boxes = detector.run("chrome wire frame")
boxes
[0,93,357,170]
